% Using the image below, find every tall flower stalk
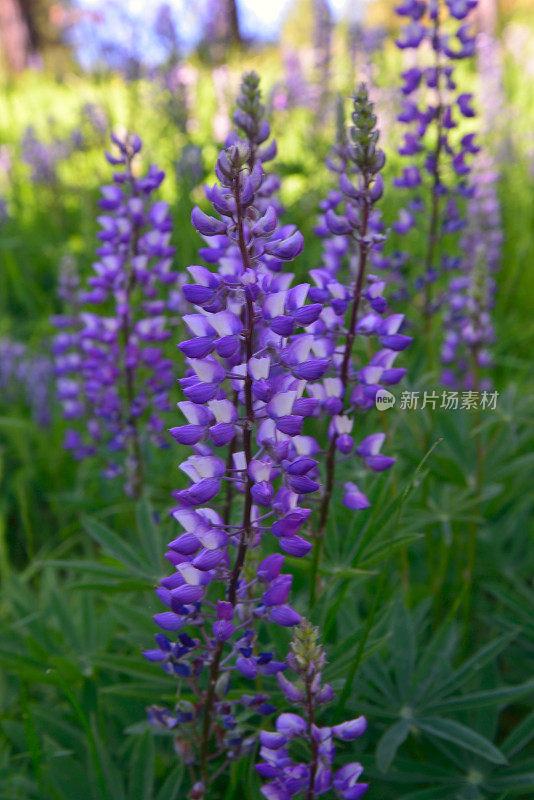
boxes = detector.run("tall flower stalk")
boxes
[52,134,177,497]
[256,621,369,800]
[309,85,411,603]
[146,138,331,797]
[389,0,478,332]
[440,150,501,628]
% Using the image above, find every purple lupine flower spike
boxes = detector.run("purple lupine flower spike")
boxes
[308,84,410,603]
[0,338,53,426]
[52,133,177,497]
[256,621,369,800]
[441,151,501,390]
[386,0,479,320]
[146,135,325,795]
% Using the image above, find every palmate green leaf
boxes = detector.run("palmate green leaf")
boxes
[424,631,520,704]
[156,765,185,800]
[100,682,175,700]
[416,718,507,765]
[492,770,534,793]
[376,719,411,773]
[70,578,152,593]
[326,634,390,682]
[425,680,534,714]
[48,758,96,800]
[396,788,457,800]
[82,516,152,578]
[391,602,416,698]
[357,533,424,569]
[501,710,534,759]
[91,720,126,800]
[135,496,164,574]
[128,732,154,800]
[92,654,176,687]
[0,648,59,686]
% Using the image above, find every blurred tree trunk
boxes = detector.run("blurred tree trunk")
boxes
[201,0,241,62]
[0,0,41,72]
[0,0,29,72]
[207,0,240,45]
[476,0,498,34]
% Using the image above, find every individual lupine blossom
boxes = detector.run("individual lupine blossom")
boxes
[306,87,411,601]
[52,133,177,497]
[145,140,329,797]
[256,621,368,800]
[441,151,501,390]
[387,0,479,317]
[0,338,53,426]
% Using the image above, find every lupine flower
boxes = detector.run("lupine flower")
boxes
[441,151,501,389]
[0,338,53,426]
[146,135,333,795]
[256,620,368,799]
[21,125,68,185]
[387,0,479,318]
[312,0,333,118]
[271,50,310,113]
[308,85,410,600]
[476,32,507,156]
[52,133,177,497]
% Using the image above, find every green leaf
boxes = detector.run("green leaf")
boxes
[426,631,519,702]
[391,602,416,698]
[376,720,411,773]
[358,534,424,569]
[91,720,126,800]
[501,709,534,758]
[425,680,534,714]
[82,517,150,577]
[135,496,163,573]
[156,765,185,800]
[128,732,154,800]
[396,788,455,800]
[416,717,507,764]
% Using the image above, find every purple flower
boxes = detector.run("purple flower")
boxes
[256,622,369,800]
[387,0,479,318]
[146,91,326,791]
[52,133,177,496]
[306,85,409,607]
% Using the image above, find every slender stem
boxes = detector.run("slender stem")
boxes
[199,169,256,790]
[463,346,484,640]
[305,678,318,800]
[222,390,238,526]
[310,191,371,606]
[423,1,444,340]
[121,153,143,499]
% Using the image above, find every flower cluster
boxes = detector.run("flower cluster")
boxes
[441,151,501,389]
[0,338,53,426]
[196,72,284,276]
[146,134,331,794]
[21,125,69,185]
[52,134,177,496]
[387,0,479,316]
[308,86,410,587]
[256,621,368,800]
